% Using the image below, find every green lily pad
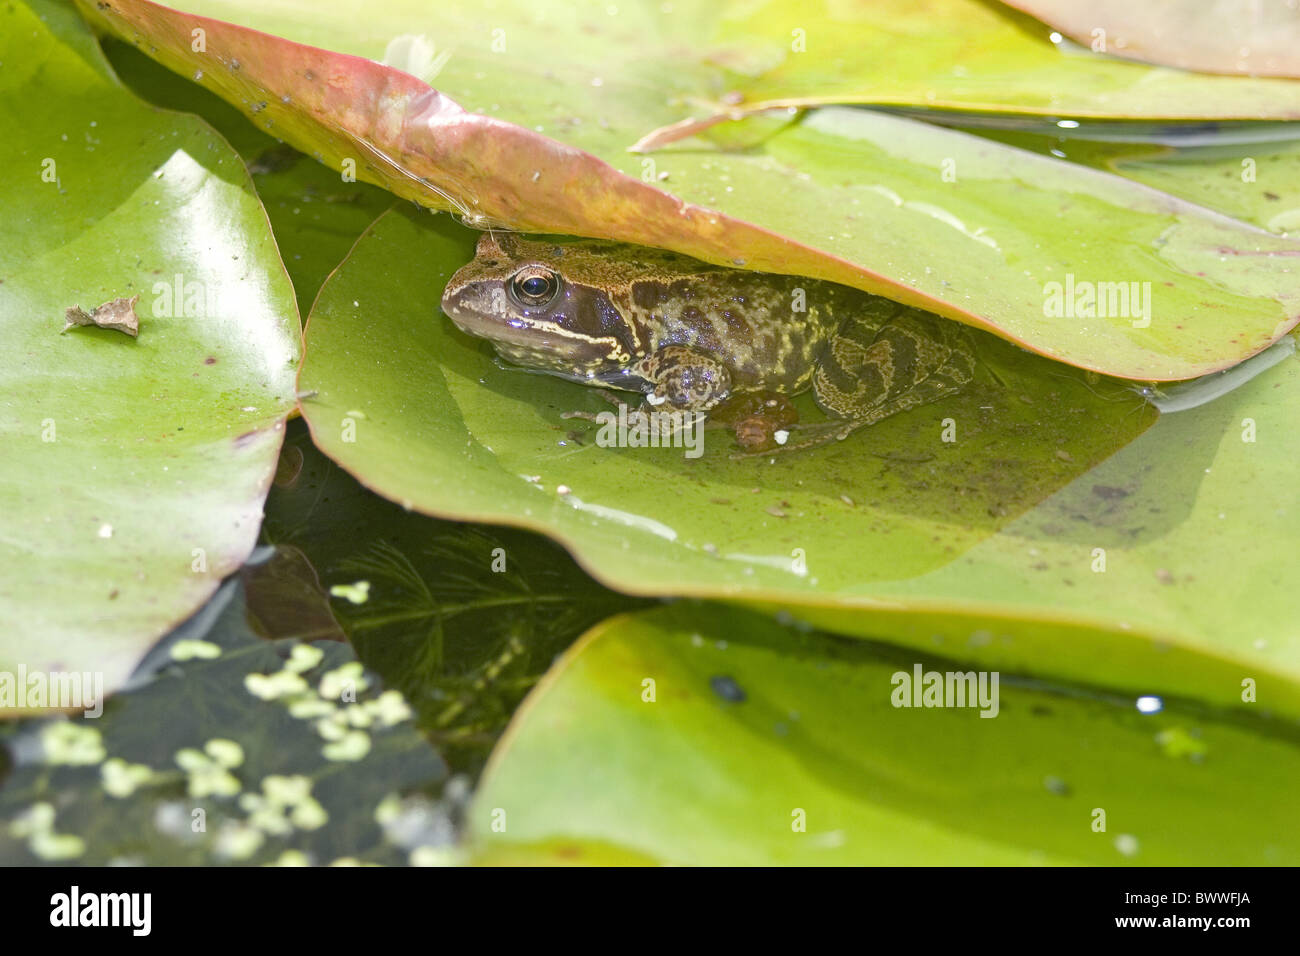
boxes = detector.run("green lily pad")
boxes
[698,0,1300,116]
[0,0,299,709]
[645,106,1300,380]
[101,37,397,322]
[299,204,1154,585]
[972,125,1300,237]
[1094,140,1300,236]
[1001,0,1300,78]
[108,0,1300,120]
[79,0,1300,379]
[299,204,1300,721]
[751,332,1300,719]
[469,604,1300,865]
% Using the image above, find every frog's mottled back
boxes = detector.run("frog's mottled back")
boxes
[440,232,844,392]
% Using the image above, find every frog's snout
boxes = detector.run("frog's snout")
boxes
[440,283,484,336]
[440,282,524,349]
[440,285,464,319]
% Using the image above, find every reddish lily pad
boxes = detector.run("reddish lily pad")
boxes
[1001,0,1300,78]
[78,0,1300,380]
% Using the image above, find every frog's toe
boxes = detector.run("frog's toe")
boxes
[560,388,639,423]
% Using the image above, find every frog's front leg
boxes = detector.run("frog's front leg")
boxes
[560,347,730,445]
[631,345,732,412]
[635,348,810,454]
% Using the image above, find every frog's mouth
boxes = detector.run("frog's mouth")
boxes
[441,291,579,354]
[487,340,647,391]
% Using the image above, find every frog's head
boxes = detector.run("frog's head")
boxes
[441,232,671,384]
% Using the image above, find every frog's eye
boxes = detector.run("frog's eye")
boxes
[508,267,561,307]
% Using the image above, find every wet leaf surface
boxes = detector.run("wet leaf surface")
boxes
[471,603,1300,865]
[298,205,1157,593]
[102,37,396,321]
[77,0,1300,378]
[298,203,1300,723]
[0,0,299,704]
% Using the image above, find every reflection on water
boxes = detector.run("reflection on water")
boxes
[1134,336,1296,413]
[889,107,1300,147]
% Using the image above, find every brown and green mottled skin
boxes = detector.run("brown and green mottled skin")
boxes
[441,232,974,453]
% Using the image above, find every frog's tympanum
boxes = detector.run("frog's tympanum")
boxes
[441,232,975,454]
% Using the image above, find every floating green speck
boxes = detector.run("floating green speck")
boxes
[245,669,310,700]
[374,793,402,825]
[30,830,86,861]
[204,738,245,768]
[8,801,55,838]
[1155,727,1208,760]
[213,821,265,861]
[170,639,222,661]
[329,580,371,605]
[410,845,459,866]
[101,757,158,798]
[322,729,371,762]
[9,802,85,860]
[175,746,242,798]
[40,721,105,765]
[285,644,325,674]
[365,689,413,726]
[286,694,336,719]
[290,798,328,831]
[319,661,368,700]
[266,849,312,866]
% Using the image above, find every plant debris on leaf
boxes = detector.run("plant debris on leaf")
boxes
[62,295,140,337]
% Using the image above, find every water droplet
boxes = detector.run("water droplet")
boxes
[710,675,746,702]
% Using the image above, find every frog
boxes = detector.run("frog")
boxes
[440,232,976,454]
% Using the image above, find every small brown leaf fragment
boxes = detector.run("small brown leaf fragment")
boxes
[63,295,140,338]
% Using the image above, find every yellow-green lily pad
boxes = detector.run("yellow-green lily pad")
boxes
[469,604,1300,865]
[0,0,299,709]
[298,204,1300,722]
